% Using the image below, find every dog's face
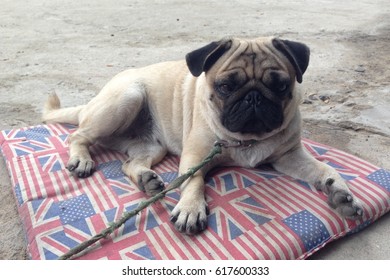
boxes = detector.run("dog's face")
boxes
[186,37,310,137]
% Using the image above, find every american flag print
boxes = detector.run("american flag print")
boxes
[1,124,389,260]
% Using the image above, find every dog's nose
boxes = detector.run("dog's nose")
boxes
[244,90,262,106]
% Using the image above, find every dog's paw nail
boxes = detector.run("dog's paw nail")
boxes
[178,222,187,233]
[357,208,363,216]
[347,195,353,202]
[78,171,88,178]
[325,178,335,186]
[187,225,200,235]
[67,165,76,171]
[196,218,208,233]
[170,214,178,223]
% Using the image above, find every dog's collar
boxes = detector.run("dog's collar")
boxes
[214,138,258,148]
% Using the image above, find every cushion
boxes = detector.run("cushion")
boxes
[1,123,389,260]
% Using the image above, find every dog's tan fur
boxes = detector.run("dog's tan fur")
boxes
[43,37,363,234]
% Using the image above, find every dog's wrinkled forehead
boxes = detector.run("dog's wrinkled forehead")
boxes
[186,37,310,83]
[217,38,288,78]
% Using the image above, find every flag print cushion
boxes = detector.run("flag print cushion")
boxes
[1,123,389,260]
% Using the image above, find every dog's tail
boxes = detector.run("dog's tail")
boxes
[42,92,84,125]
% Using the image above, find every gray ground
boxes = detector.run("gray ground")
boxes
[0,0,389,260]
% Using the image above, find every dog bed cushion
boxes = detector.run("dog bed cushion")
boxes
[1,123,389,260]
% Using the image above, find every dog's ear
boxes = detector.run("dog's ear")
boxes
[186,39,232,77]
[272,38,310,83]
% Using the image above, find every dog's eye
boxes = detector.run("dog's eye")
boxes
[276,83,288,92]
[265,71,290,94]
[220,84,232,92]
[216,83,234,95]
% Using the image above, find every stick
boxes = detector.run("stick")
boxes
[59,144,222,260]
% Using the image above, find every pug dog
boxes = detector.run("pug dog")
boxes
[43,36,363,235]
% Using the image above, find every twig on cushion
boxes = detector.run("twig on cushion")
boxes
[59,143,223,260]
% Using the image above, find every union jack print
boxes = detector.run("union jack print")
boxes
[0,123,389,260]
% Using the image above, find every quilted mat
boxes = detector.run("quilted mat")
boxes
[1,123,389,260]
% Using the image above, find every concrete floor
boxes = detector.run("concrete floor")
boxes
[0,0,389,259]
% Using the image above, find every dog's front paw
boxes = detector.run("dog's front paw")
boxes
[320,178,364,219]
[170,198,209,235]
[67,156,95,178]
[137,171,165,196]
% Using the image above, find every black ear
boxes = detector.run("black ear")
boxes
[272,38,310,83]
[185,39,232,77]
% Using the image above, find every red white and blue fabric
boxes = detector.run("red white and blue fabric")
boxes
[1,124,389,260]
